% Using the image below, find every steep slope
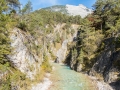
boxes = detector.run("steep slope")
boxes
[65,23,120,90]
[42,4,92,18]
[64,0,120,89]
[56,24,79,63]
[42,5,67,14]
[89,37,120,90]
[9,28,43,79]
[9,19,80,89]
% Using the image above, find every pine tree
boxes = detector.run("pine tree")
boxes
[77,49,84,64]
[93,0,120,37]
[21,0,32,15]
[0,0,11,64]
[7,0,20,13]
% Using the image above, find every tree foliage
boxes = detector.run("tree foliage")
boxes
[0,0,11,64]
[21,0,32,15]
[93,0,120,37]
[7,0,20,13]
[67,0,120,71]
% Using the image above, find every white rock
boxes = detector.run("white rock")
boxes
[57,24,78,63]
[9,28,41,79]
[31,74,52,90]
[66,4,92,18]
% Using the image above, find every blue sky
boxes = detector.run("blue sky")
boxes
[19,0,96,10]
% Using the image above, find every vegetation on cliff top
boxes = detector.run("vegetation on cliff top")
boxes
[67,0,120,74]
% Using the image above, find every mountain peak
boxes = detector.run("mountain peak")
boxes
[79,4,87,8]
[42,4,92,18]
[66,4,92,18]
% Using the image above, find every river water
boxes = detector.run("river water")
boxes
[49,62,97,90]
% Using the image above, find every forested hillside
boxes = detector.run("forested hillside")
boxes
[66,0,120,89]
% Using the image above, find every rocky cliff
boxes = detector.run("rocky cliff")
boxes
[66,29,120,89]
[89,37,120,89]
[8,24,79,80]
[56,24,79,63]
[9,28,43,79]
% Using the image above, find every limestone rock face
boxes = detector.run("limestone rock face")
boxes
[67,33,120,87]
[90,37,120,83]
[9,28,42,79]
[76,63,83,72]
[8,24,79,79]
[56,24,79,63]
[66,4,92,18]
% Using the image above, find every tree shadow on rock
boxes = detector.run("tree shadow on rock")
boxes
[109,80,120,90]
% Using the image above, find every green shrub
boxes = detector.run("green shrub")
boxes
[17,21,27,31]
[41,54,52,73]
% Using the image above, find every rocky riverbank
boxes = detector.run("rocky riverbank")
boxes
[31,73,52,90]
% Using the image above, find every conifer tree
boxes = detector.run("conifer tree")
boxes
[0,0,11,64]
[21,0,32,15]
[93,0,120,37]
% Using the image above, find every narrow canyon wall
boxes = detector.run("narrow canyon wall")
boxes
[9,28,42,79]
[8,24,79,79]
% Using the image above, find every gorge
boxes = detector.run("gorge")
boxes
[0,0,120,90]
